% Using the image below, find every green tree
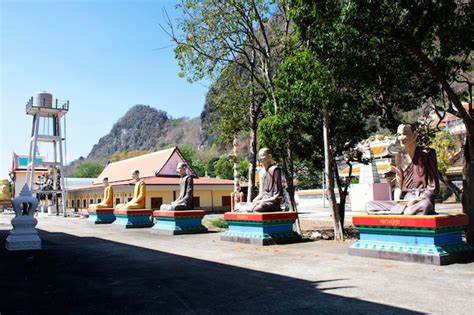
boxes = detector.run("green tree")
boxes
[430,130,463,201]
[259,49,372,239]
[110,150,151,162]
[166,0,294,200]
[238,159,250,181]
[215,155,234,180]
[291,1,474,242]
[178,144,206,177]
[72,161,105,178]
[205,157,220,178]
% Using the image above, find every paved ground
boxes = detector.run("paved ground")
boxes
[0,209,473,314]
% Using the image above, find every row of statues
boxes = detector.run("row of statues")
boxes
[89,163,194,211]
[89,123,440,216]
[89,149,284,213]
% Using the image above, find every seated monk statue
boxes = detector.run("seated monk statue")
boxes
[235,148,285,213]
[115,170,146,209]
[89,177,113,209]
[160,162,193,211]
[366,123,439,215]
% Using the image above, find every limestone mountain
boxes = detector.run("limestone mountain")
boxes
[86,105,203,163]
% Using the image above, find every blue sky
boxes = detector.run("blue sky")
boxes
[0,0,210,179]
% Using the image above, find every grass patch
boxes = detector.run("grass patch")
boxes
[209,218,229,229]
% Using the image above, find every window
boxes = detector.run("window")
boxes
[222,196,231,207]
[90,199,93,205]
[83,200,86,208]
[97,198,101,203]
[77,200,80,209]
[115,198,121,205]
[71,200,75,207]
[128,198,132,202]
[151,197,163,209]
[193,197,200,208]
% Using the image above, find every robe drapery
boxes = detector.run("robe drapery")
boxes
[235,165,284,213]
[366,147,439,215]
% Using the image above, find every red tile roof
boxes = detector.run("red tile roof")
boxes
[93,147,196,185]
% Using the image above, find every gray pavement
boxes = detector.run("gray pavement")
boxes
[0,212,473,314]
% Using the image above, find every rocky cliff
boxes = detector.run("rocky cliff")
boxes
[86,105,203,163]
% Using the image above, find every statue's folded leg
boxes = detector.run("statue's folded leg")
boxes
[403,199,434,215]
[123,202,142,209]
[234,202,254,212]
[94,203,111,209]
[160,204,173,211]
[253,201,281,213]
[366,200,406,215]
[173,204,192,211]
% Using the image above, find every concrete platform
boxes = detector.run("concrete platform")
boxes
[350,214,473,265]
[152,210,208,235]
[88,208,115,224]
[112,209,153,228]
[221,212,302,246]
[1,214,473,314]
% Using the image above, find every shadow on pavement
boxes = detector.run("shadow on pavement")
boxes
[0,229,421,314]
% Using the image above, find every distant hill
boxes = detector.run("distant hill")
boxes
[85,105,203,164]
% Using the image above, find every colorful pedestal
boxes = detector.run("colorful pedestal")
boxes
[349,214,473,265]
[221,212,301,246]
[113,209,153,228]
[152,210,208,235]
[88,208,115,224]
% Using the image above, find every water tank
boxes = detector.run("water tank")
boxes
[35,92,53,108]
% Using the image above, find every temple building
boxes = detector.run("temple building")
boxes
[9,153,49,197]
[66,147,234,212]
[338,138,396,183]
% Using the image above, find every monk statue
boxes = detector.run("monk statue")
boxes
[116,170,146,209]
[89,177,113,209]
[366,123,439,215]
[235,148,285,213]
[160,162,193,210]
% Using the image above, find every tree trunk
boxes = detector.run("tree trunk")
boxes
[323,103,344,240]
[439,174,462,202]
[280,151,301,234]
[463,131,474,245]
[247,115,258,202]
[334,159,352,229]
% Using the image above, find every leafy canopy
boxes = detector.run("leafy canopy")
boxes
[72,161,105,178]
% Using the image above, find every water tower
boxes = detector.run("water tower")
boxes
[25,92,69,216]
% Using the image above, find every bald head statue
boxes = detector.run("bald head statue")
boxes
[397,123,417,149]
[131,169,140,181]
[258,148,272,169]
[176,162,188,177]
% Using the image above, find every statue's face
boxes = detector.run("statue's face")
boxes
[103,179,108,186]
[397,124,416,148]
[177,166,186,176]
[258,152,271,167]
[132,173,139,181]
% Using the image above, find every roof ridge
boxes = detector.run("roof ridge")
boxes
[108,146,177,165]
